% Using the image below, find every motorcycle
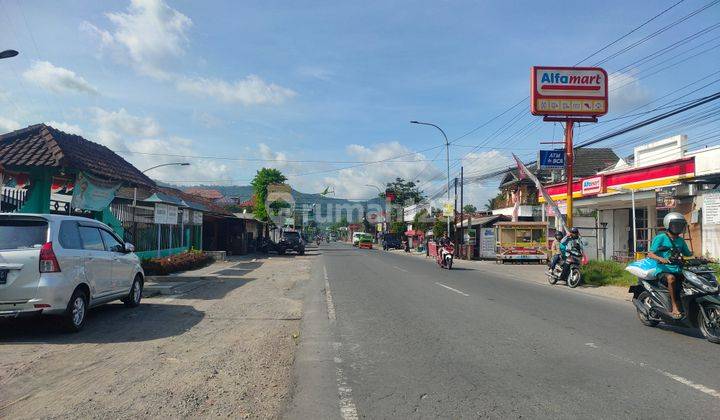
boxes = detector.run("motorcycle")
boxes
[628,247,720,344]
[547,242,584,288]
[436,242,454,269]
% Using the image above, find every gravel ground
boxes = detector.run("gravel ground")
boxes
[0,252,312,419]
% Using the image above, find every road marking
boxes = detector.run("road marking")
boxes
[435,282,469,297]
[584,343,720,400]
[324,265,336,321]
[333,341,359,420]
[393,266,409,273]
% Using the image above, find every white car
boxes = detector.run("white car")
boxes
[0,214,144,332]
[352,232,367,247]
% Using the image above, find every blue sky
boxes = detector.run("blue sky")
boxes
[0,0,718,205]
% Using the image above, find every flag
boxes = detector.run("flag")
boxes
[512,153,568,233]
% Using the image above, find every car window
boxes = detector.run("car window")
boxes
[78,226,105,251]
[0,219,47,250]
[100,229,125,253]
[283,232,300,240]
[59,221,83,250]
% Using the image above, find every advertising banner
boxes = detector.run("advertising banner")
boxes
[703,192,720,225]
[655,186,678,209]
[443,202,454,217]
[581,176,603,195]
[531,66,608,117]
[192,211,203,225]
[71,172,120,211]
[538,149,565,170]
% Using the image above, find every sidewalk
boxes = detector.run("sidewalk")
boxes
[144,256,256,296]
[383,248,631,302]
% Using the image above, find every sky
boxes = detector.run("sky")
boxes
[0,0,718,208]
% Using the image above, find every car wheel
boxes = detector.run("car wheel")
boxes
[123,275,143,308]
[63,288,88,333]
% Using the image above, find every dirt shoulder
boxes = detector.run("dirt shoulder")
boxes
[0,252,313,419]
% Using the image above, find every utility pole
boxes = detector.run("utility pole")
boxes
[460,166,464,250]
[410,120,450,237]
[454,177,458,251]
[564,121,575,228]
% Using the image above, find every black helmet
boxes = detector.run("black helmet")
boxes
[663,212,686,235]
[554,231,564,241]
[570,227,579,236]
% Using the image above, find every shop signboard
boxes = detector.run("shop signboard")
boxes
[443,202,454,217]
[479,227,496,258]
[581,176,603,195]
[166,205,179,225]
[192,211,203,225]
[538,149,565,170]
[154,203,178,225]
[531,66,608,117]
[182,209,190,224]
[703,192,720,225]
[655,186,678,209]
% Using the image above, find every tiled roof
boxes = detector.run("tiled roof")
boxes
[0,124,155,187]
[184,188,224,200]
[159,187,232,216]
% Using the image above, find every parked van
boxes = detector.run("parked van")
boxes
[352,232,366,247]
[0,214,144,332]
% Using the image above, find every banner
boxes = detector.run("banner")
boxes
[71,172,120,211]
[512,154,568,233]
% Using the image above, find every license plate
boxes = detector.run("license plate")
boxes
[0,269,7,284]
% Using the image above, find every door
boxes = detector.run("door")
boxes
[100,229,134,294]
[78,226,113,298]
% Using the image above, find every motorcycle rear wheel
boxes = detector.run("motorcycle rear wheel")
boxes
[567,267,582,288]
[698,304,720,344]
[636,291,659,327]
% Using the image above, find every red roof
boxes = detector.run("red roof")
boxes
[238,197,255,207]
[184,188,224,200]
[0,124,155,187]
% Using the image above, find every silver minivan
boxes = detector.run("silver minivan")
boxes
[0,213,144,332]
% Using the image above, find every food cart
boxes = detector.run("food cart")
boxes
[495,221,548,264]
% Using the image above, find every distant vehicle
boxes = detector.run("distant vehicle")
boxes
[0,214,144,332]
[279,230,305,255]
[382,234,403,250]
[358,235,373,249]
[352,232,366,247]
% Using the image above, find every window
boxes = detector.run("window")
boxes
[78,226,105,251]
[0,219,47,250]
[59,221,83,250]
[100,229,124,253]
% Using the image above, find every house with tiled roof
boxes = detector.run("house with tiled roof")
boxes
[184,187,224,201]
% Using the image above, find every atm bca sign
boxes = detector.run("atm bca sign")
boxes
[531,66,608,117]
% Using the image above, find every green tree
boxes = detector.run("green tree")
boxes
[412,208,431,233]
[379,177,425,205]
[463,204,477,213]
[433,217,450,238]
[251,168,288,222]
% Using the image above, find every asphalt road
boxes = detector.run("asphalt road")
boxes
[288,242,720,419]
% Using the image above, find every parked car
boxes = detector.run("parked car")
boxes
[352,232,367,247]
[0,214,144,332]
[382,234,403,250]
[278,230,305,255]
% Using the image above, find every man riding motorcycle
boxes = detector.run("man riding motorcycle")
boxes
[548,230,565,271]
[559,227,582,261]
[647,212,693,319]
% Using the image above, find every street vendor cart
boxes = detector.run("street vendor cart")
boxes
[495,221,548,264]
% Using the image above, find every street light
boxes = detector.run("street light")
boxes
[0,50,18,59]
[411,120,451,236]
[142,162,190,173]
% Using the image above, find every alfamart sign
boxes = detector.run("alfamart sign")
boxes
[531,66,608,117]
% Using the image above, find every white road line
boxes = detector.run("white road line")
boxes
[393,266,409,273]
[583,343,720,400]
[324,265,336,321]
[435,282,470,297]
[333,342,359,420]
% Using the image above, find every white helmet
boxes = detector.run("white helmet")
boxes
[663,212,686,235]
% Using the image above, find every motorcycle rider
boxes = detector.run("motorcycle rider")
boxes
[559,227,582,258]
[548,230,565,271]
[647,212,693,319]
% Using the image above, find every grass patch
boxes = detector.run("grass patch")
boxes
[711,263,720,277]
[581,260,636,287]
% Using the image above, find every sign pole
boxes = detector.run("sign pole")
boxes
[564,120,574,228]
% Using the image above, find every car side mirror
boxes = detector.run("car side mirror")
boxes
[124,242,135,253]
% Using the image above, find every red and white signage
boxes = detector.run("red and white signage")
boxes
[581,176,603,195]
[531,66,608,117]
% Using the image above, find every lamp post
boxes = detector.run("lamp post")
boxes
[142,162,191,173]
[411,120,450,236]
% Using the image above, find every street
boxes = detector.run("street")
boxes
[289,243,720,418]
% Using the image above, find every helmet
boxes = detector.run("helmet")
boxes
[663,212,686,235]
[554,231,565,241]
[570,227,579,236]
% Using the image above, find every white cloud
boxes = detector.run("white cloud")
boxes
[92,107,161,149]
[46,121,84,136]
[177,75,297,105]
[318,142,442,200]
[191,110,224,128]
[84,1,296,105]
[297,65,334,81]
[83,0,191,79]
[609,71,652,114]
[22,61,98,95]
[0,117,21,132]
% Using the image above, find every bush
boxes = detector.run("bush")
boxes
[581,260,636,287]
[142,250,214,276]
